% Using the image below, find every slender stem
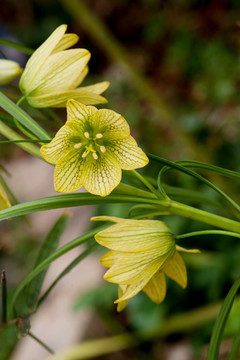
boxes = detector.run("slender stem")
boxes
[28,331,55,354]
[131,170,165,199]
[1,270,7,324]
[167,199,240,234]
[176,230,240,241]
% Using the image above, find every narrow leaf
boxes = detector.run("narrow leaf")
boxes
[10,225,107,314]
[207,276,240,360]
[0,92,51,140]
[26,213,70,310]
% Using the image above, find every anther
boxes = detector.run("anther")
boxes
[100,146,106,153]
[92,152,98,160]
[96,133,103,139]
[74,143,82,149]
[84,132,90,138]
[82,151,87,158]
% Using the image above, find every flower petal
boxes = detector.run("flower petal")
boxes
[164,252,187,288]
[40,123,80,164]
[143,272,167,303]
[0,182,11,210]
[80,81,110,95]
[95,219,175,252]
[104,249,173,284]
[29,49,90,95]
[117,285,129,312]
[98,109,130,139]
[107,136,149,170]
[51,33,79,53]
[53,151,85,193]
[66,100,100,131]
[91,216,126,223]
[20,24,67,94]
[28,89,107,108]
[100,250,121,268]
[176,245,200,254]
[115,275,152,303]
[81,154,122,197]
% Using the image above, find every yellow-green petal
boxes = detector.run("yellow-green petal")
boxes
[100,250,121,268]
[29,49,90,95]
[81,154,122,197]
[117,285,129,312]
[176,245,200,254]
[95,219,175,252]
[67,100,100,130]
[164,252,187,288]
[104,249,172,285]
[51,33,79,53]
[143,272,167,303]
[41,124,79,165]
[98,109,130,139]
[53,151,85,193]
[115,275,152,303]
[80,81,110,95]
[0,182,11,210]
[91,216,126,223]
[0,59,22,85]
[20,24,67,94]
[108,136,149,170]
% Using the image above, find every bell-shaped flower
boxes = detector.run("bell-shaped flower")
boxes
[41,100,149,196]
[92,216,199,311]
[19,24,109,108]
[0,59,22,85]
[0,182,11,210]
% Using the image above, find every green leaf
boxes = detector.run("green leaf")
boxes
[37,241,98,308]
[0,92,51,140]
[10,225,107,314]
[177,160,240,181]
[207,276,240,360]
[0,38,33,55]
[25,213,70,311]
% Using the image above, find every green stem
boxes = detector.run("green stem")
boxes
[167,199,240,234]
[0,120,42,159]
[176,230,240,241]
[131,170,166,199]
[1,270,7,324]
[28,331,54,354]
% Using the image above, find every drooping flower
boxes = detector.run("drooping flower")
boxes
[41,100,149,196]
[0,59,22,85]
[92,216,199,311]
[0,181,11,210]
[19,24,109,108]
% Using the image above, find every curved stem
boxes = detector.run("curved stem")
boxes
[131,170,165,199]
[176,230,240,241]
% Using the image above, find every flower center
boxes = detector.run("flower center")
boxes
[73,132,105,160]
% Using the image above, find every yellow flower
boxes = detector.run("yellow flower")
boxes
[92,216,199,311]
[41,100,149,196]
[0,182,11,210]
[19,24,109,108]
[0,59,22,85]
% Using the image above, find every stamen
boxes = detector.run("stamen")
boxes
[92,152,98,160]
[100,146,106,153]
[82,151,88,158]
[84,132,90,138]
[96,133,103,139]
[74,143,82,149]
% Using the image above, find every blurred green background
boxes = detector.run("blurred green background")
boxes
[0,1,240,359]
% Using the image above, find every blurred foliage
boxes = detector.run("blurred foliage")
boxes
[0,0,240,359]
